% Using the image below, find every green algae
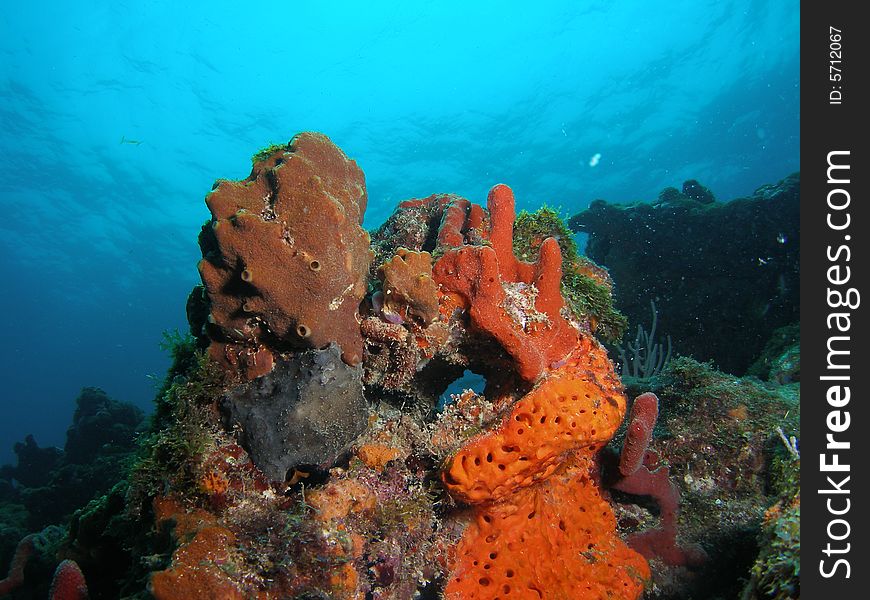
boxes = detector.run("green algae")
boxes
[513,206,577,264]
[561,266,628,343]
[744,458,800,600]
[130,340,226,505]
[251,142,291,165]
[513,206,627,342]
[747,324,800,381]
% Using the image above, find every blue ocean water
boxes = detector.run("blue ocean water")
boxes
[0,1,798,464]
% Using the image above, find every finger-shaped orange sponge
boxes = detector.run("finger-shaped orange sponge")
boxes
[433,185,578,382]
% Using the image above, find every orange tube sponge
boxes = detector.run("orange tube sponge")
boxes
[48,560,88,600]
[0,534,37,596]
[619,391,659,476]
[198,132,372,376]
[435,196,472,249]
[433,185,578,382]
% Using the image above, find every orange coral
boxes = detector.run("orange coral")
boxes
[198,132,372,377]
[305,479,376,599]
[200,470,230,496]
[149,526,243,600]
[356,443,403,471]
[308,479,377,522]
[329,563,362,599]
[433,185,578,382]
[442,343,649,599]
[435,185,649,599]
[149,497,245,599]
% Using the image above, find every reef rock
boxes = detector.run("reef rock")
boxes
[197,132,372,378]
[220,344,367,481]
[570,173,799,375]
[0,388,144,531]
[65,387,145,464]
[0,435,62,489]
[608,357,800,598]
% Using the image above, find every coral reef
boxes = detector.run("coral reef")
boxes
[180,140,652,598]
[570,173,799,375]
[62,482,145,600]
[607,358,800,598]
[0,388,143,597]
[130,143,646,598]
[197,132,372,377]
[16,135,801,599]
[64,387,145,464]
[0,435,62,489]
[0,388,145,531]
[138,400,444,600]
[681,180,715,204]
[654,180,715,207]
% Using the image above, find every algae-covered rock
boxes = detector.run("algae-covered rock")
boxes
[0,435,62,489]
[65,387,145,464]
[609,356,800,599]
[513,206,627,342]
[745,485,800,599]
[570,173,799,374]
[0,388,145,531]
[748,324,800,383]
[220,344,367,481]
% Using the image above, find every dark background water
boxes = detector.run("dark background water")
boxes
[0,1,799,464]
